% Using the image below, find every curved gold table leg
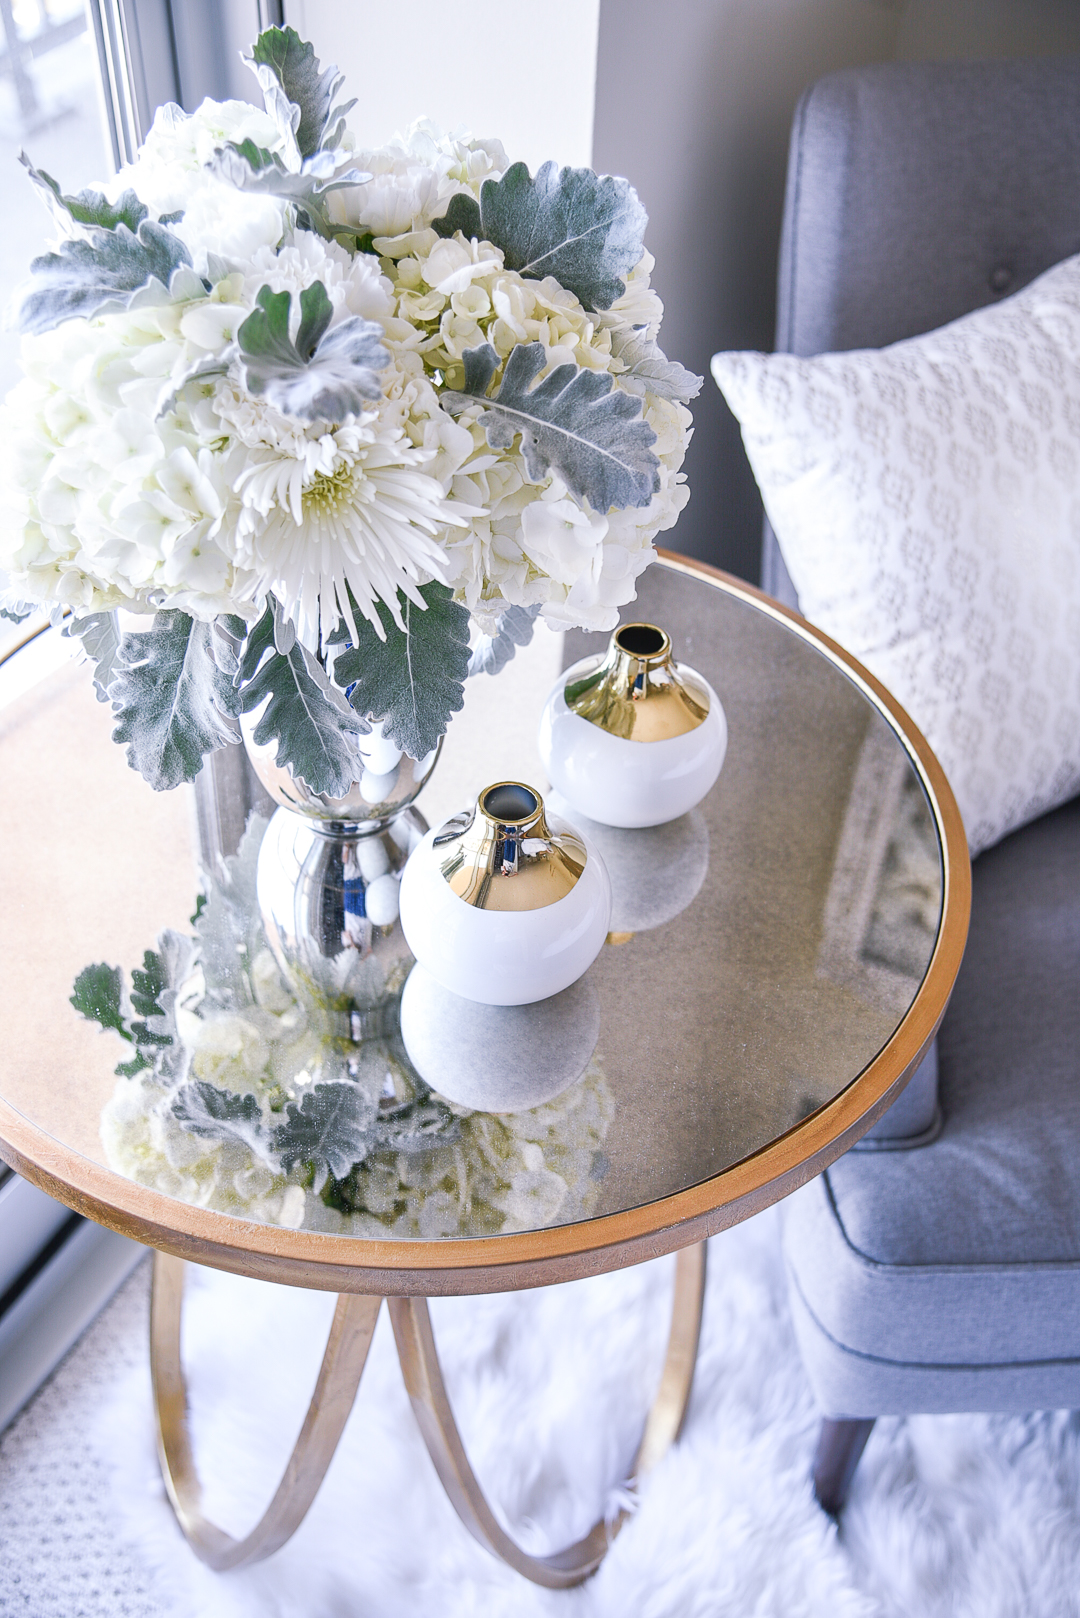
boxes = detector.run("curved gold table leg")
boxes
[150,1251,382,1570]
[389,1240,707,1589]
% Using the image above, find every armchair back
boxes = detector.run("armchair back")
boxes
[761,55,1080,604]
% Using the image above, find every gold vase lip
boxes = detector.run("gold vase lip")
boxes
[477,781,545,832]
[612,622,672,664]
[564,621,709,742]
[435,781,587,911]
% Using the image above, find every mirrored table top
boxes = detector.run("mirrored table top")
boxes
[0,559,968,1292]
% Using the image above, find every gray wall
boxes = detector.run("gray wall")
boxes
[593,0,1080,584]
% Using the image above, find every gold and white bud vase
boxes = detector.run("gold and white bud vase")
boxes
[398,781,611,1007]
[538,622,727,828]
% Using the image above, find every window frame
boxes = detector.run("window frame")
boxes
[85,0,274,167]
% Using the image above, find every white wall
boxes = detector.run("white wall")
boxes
[283,0,600,169]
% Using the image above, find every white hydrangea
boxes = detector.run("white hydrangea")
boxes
[109,100,289,269]
[327,119,508,239]
[100,1071,306,1227]
[125,98,286,193]
[95,811,616,1238]
[0,285,257,619]
[375,232,692,630]
[100,1050,614,1238]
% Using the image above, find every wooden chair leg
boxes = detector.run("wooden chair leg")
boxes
[812,1416,875,1517]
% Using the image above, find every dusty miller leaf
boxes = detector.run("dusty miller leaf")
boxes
[114,1051,153,1079]
[145,930,198,1083]
[71,940,193,1080]
[208,614,248,679]
[328,582,470,760]
[467,603,541,677]
[247,26,355,159]
[111,610,242,791]
[129,947,167,1019]
[70,963,131,1042]
[441,342,658,511]
[236,601,275,686]
[608,328,703,403]
[206,139,368,236]
[239,635,365,798]
[237,282,388,422]
[18,218,193,335]
[272,1082,376,1185]
[271,596,297,655]
[193,810,271,1004]
[172,1082,265,1154]
[63,611,121,702]
[20,154,148,235]
[432,161,647,312]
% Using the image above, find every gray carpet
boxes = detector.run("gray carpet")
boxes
[0,1263,156,1618]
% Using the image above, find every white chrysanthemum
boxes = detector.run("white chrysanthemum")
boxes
[213,381,469,646]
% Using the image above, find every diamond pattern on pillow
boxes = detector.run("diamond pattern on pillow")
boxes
[712,256,1080,854]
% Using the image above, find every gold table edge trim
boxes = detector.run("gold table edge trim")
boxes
[0,552,971,1292]
[151,1243,706,1585]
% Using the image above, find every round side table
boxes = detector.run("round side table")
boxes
[0,555,969,1586]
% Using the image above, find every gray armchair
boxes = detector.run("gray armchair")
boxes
[763,57,1080,1513]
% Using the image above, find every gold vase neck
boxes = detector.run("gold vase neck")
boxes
[564,623,710,742]
[433,782,586,912]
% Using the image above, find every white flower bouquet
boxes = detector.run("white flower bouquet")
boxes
[1,25,699,793]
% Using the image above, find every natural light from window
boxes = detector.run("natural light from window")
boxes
[1,0,110,399]
[0,0,110,661]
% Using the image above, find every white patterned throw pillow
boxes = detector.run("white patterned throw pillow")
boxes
[712,256,1080,855]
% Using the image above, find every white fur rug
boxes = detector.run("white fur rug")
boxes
[3,1208,1080,1617]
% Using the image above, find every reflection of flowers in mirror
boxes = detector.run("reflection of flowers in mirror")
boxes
[80,815,614,1238]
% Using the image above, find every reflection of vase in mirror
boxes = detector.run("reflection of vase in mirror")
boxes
[240,712,439,1013]
[547,792,709,937]
[399,962,602,1112]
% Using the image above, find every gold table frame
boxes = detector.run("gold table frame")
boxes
[150,1243,705,1586]
[0,557,971,1586]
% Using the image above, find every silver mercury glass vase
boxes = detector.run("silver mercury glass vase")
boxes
[239,711,440,1038]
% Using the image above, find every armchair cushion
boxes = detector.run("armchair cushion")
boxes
[782,793,1080,1413]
